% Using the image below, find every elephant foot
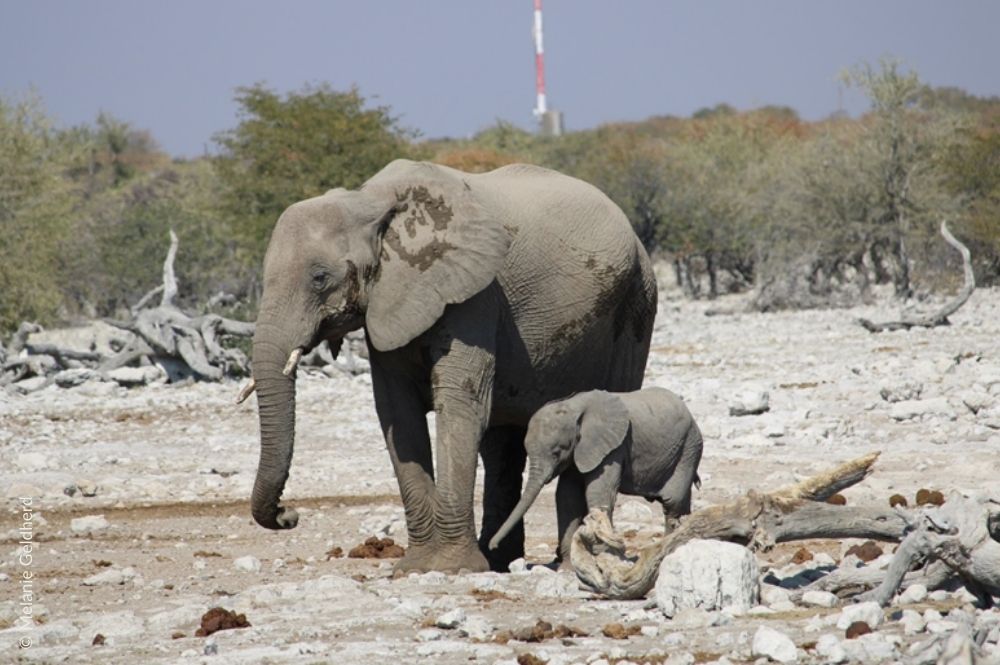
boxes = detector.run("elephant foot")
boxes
[394,539,489,575]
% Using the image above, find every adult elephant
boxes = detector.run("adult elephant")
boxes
[248,159,656,573]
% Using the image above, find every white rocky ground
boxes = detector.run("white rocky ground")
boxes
[2,278,1000,664]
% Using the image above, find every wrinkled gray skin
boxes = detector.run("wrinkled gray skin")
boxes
[250,159,656,573]
[489,387,703,565]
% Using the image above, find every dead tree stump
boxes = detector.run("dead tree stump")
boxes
[571,453,1000,606]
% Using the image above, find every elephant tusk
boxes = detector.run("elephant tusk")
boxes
[235,378,256,404]
[282,348,303,376]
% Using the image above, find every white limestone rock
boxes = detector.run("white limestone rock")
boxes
[889,397,954,421]
[82,566,137,586]
[751,626,798,663]
[70,514,109,534]
[900,608,926,635]
[107,365,166,387]
[879,381,923,403]
[960,391,994,414]
[729,390,770,416]
[434,608,466,629]
[458,615,493,640]
[801,590,838,608]
[840,633,897,664]
[814,634,847,664]
[655,539,759,617]
[233,555,261,573]
[836,601,884,630]
[898,583,928,604]
[534,571,584,598]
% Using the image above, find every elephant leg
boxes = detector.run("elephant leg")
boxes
[478,425,527,572]
[369,351,436,549]
[397,300,498,574]
[659,467,696,536]
[659,427,702,527]
[554,468,589,567]
[661,501,682,536]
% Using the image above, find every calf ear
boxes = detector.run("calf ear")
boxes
[363,161,511,351]
[574,392,630,473]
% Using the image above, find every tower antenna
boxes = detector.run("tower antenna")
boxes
[532,0,563,136]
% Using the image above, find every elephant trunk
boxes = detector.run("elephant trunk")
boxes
[488,460,548,550]
[250,322,302,530]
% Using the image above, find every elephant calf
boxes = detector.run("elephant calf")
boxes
[489,387,703,565]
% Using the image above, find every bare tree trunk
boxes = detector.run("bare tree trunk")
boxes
[893,229,913,299]
[160,229,179,308]
[706,251,718,299]
[859,221,975,332]
[572,452,1000,604]
[571,453,905,599]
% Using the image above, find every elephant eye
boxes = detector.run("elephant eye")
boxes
[310,270,331,291]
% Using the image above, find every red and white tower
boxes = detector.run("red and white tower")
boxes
[532,0,547,118]
[532,0,563,135]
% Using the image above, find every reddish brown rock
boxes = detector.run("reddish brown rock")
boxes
[790,547,814,564]
[915,489,945,506]
[347,537,405,559]
[845,540,884,563]
[601,623,641,639]
[195,607,251,637]
[889,494,908,508]
[845,621,872,639]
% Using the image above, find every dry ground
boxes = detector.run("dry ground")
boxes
[2,282,999,664]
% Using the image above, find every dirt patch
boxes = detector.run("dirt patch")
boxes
[495,620,588,644]
[471,588,515,602]
[778,381,821,389]
[602,623,642,639]
[516,654,547,665]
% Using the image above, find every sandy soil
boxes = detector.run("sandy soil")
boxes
[2,282,999,664]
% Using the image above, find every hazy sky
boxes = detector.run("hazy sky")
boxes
[2,1,998,157]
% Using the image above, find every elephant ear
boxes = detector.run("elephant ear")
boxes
[364,161,511,351]
[574,392,631,474]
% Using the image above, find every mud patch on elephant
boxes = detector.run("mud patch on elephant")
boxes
[552,259,644,346]
[395,185,454,231]
[383,226,457,272]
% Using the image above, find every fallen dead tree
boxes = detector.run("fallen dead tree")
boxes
[2,231,370,395]
[1,230,255,392]
[858,221,976,333]
[571,452,1000,607]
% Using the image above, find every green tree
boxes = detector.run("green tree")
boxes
[66,160,235,316]
[941,116,1000,281]
[842,58,963,298]
[213,83,415,270]
[0,94,76,331]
